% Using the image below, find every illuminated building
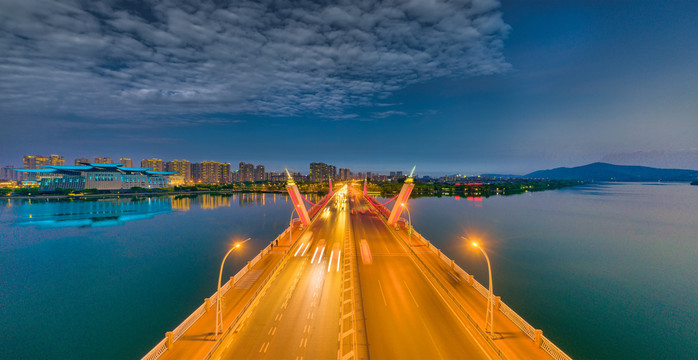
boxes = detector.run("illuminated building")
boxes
[49,155,65,166]
[310,162,336,182]
[94,156,114,164]
[239,162,254,182]
[192,161,231,184]
[14,164,175,192]
[119,158,133,168]
[165,160,191,183]
[255,165,265,181]
[23,155,50,169]
[339,168,350,181]
[141,159,164,172]
[74,158,90,166]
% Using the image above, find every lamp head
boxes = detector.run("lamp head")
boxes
[471,241,479,248]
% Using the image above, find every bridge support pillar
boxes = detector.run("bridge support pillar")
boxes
[247,261,252,270]
[535,329,543,347]
[205,298,212,312]
[387,180,414,226]
[467,275,474,285]
[494,296,501,310]
[450,260,455,269]
[166,331,174,349]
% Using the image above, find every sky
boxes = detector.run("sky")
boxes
[1,0,697,175]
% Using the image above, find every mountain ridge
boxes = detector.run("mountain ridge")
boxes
[524,162,698,181]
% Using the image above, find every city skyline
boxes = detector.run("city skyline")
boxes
[1,1,697,174]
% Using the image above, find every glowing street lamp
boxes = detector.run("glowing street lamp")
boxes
[216,238,250,339]
[400,203,412,242]
[471,240,495,336]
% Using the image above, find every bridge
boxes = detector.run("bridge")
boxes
[142,173,572,360]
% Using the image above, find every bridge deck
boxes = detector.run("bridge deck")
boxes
[144,185,567,360]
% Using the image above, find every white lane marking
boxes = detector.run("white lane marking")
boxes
[311,246,320,263]
[318,246,325,262]
[336,250,341,272]
[327,250,334,272]
[294,242,305,257]
[404,280,419,308]
[268,327,276,335]
[301,242,311,256]
[259,342,270,353]
[378,280,388,306]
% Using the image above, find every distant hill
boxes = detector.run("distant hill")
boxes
[524,162,698,182]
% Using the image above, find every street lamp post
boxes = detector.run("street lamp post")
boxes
[401,203,412,243]
[472,241,495,336]
[216,238,250,340]
[289,206,299,244]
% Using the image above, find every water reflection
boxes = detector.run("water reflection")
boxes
[14,197,175,228]
[3,192,309,229]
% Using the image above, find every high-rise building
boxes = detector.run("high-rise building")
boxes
[165,160,191,184]
[309,162,335,182]
[1,166,24,181]
[94,157,113,164]
[238,162,255,182]
[23,155,50,169]
[49,155,65,166]
[339,168,350,181]
[192,163,203,183]
[193,161,231,184]
[254,165,265,182]
[74,157,90,165]
[141,159,164,172]
[119,158,133,168]
[220,163,232,184]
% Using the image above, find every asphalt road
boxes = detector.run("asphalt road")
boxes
[212,197,347,360]
[351,195,495,360]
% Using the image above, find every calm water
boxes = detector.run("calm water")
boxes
[1,185,696,359]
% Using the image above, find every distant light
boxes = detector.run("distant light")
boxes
[471,242,479,248]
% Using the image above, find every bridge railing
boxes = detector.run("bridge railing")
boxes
[362,197,572,360]
[410,228,572,360]
[141,227,291,360]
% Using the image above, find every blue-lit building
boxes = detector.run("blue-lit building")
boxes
[14,164,176,192]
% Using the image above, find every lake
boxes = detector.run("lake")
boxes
[1,184,696,359]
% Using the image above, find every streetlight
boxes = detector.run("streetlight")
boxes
[400,203,412,243]
[216,238,250,339]
[471,241,495,336]
[289,206,299,244]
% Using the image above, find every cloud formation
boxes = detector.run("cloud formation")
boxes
[0,0,510,121]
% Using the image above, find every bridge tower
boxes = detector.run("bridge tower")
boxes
[387,167,416,226]
[328,176,334,196]
[363,178,368,197]
[286,170,311,227]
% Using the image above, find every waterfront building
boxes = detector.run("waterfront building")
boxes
[74,158,90,166]
[49,155,65,166]
[141,159,164,172]
[119,158,133,168]
[165,160,191,184]
[1,166,24,181]
[13,164,175,192]
[238,162,254,182]
[309,162,336,182]
[93,157,114,164]
[255,165,265,181]
[192,161,231,184]
[23,155,50,169]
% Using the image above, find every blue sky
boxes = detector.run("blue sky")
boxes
[1,0,696,175]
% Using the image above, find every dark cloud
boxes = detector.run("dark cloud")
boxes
[0,0,510,122]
